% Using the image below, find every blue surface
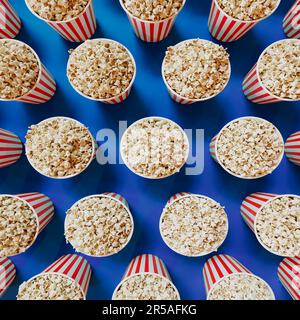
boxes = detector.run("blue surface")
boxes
[1,0,300,301]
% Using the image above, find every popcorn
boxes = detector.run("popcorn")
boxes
[121,117,189,178]
[25,117,94,178]
[113,274,179,300]
[0,40,39,100]
[0,195,37,257]
[208,273,274,300]
[26,0,90,21]
[255,196,300,257]
[17,274,84,300]
[258,40,300,100]
[216,0,279,21]
[216,117,283,178]
[67,39,135,100]
[160,195,228,256]
[65,196,133,256]
[122,0,184,21]
[163,39,230,100]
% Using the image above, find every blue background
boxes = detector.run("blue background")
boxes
[1,0,300,300]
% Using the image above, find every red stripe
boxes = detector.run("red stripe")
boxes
[0,146,22,152]
[83,268,91,293]
[156,21,164,41]
[132,18,141,38]
[0,137,20,144]
[135,255,143,274]
[83,9,93,37]
[162,18,172,40]
[152,255,158,274]
[32,199,50,210]
[206,260,216,285]
[144,255,149,272]
[203,266,210,291]
[127,257,136,277]
[211,256,224,278]
[0,153,21,160]
[149,23,154,42]
[158,259,166,277]
[70,256,84,281]
[76,18,88,40]
[33,86,53,98]
[140,21,147,41]
[211,9,220,35]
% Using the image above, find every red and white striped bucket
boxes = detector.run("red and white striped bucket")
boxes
[0,128,22,168]
[285,131,300,166]
[283,0,300,39]
[119,0,186,42]
[0,0,21,39]
[25,0,96,42]
[112,254,180,299]
[208,0,280,42]
[278,257,300,300]
[0,257,16,297]
[242,39,300,104]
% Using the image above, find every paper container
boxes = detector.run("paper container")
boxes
[119,0,186,42]
[242,39,300,104]
[0,128,22,168]
[209,116,284,179]
[208,0,281,42]
[25,0,96,42]
[285,131,300,166]
[240,192,300,256]
[159,192,229,257]
[25,116,97,179]
[112,254,180,299]
[203,254,275,299]
[0,39,56,104]
[161,39,231,104]
[0,0,21,39]
[278,257,300,300]
[65,192,134,257]
[67,38,136,104]
[0,257,16,297]
[120,116,189,179]
[283,0,300,39]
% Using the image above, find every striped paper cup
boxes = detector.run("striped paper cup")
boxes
[0,128,22,168]
[25,0,96,42]
[285,131,300,166]
[242,39,300,104]
[278,257,300,300]
[119,0,186,42]
[112,254,180,299]
[0,39,56,104]
[283,0,300,39]
[0,257,16,297]
[203,254,275,299]
[208,0,281,42]
[0,0,21,39]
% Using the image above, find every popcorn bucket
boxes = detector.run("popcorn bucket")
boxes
[161,39,231,104]
[278,257,300,300]
[112,254,180,299]
[203,254,275,299]
[285,131,300,166]
[25,0,96,42]
[0,0,21,39]
[119,0,186,42]
[283,0,300,39]
[208,0,281,42]
[0,39,56,104]
[0,257,16,297]
[242,39,300,104]
[0,128,22,168]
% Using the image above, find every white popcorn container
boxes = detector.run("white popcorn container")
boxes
[0,128,22,168]
[209,116,284,179]
[119,0,186,42]
[0,257,16,297]
[161,39,231,104]
[283,0,300,39]
[0,0,21,39]
[242,39,300,104]
[25,0,96,42]
[25,116,97,179]
[120,116,190,179]
[2,192,54,257]
[64,192,134,257]
[112,254,180,299]
[0,39,56,104]
[159,192,229,257]
[278,257,300,300]
[208,0,281,42]
[203,254,275,299]
[66,38,136,104]
[285,131,300,166]
[240,192,300,257]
